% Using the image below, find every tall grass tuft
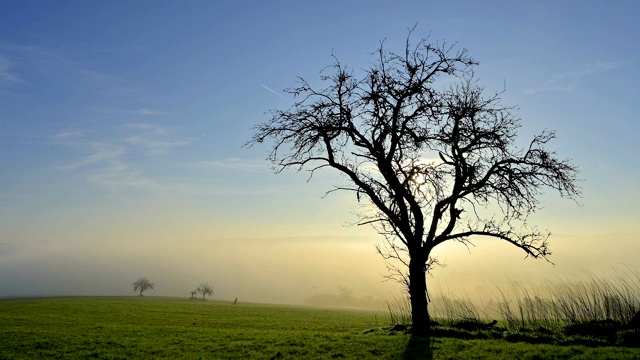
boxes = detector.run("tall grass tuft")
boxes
[384,295,412,326]
[385,266,640,333]
[385,288,487,328]
[430,289,487,327]
[493,266,640,331]
[493,279,562,331]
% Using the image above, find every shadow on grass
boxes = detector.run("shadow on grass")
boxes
[403,335,432,360]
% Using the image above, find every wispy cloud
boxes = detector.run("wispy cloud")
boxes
[56,121,191,168]
[0,193,35,200]
[124,122,191,154]
[87,161,159,193]
[124,122,168,134]
[525,61,625,94]
[0,54,22,86]
[59,142,125,171]
[53,119,195,195]
[126,135,189,154]
[56,138,161,195]
[54,130,83,142]
[0,41,137,100]
[200,158,267,173]
[133,107,169,116]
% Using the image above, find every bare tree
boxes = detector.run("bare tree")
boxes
[248,29,580,336]
[190,290,198,299]
[132,277,155,296]
[196,282,214,301]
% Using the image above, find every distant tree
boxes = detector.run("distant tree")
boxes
[132,277,155,296]
[196,282,214,300]
[190,290,198,299]
[248,28,580,336]
[338,286,354,298]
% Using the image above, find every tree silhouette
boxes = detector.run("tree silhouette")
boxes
[197,282,213,300]
[132,277,155,296]
[249,28,580,336]
[190,290,198,299]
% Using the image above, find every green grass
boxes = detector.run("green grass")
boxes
[1,297,640,359]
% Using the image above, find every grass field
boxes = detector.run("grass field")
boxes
[1,296,640,359]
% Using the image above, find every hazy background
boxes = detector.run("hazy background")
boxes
[1,1,639,307]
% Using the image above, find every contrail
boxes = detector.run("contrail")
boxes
[260,84,287,99]
[199,160,262,173]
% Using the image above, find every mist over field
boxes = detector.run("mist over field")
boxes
[3,230,638,308]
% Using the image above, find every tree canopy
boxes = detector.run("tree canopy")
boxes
[249,29,580,336]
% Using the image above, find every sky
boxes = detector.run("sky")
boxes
[1,1,639,306]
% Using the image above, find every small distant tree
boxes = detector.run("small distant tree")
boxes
[197,282,214,300]
[190,290,198,299]
[132,277,155,296]
[338,286,354,298]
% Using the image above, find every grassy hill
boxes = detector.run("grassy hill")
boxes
[1,296,639,359]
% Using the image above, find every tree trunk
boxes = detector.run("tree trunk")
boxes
[628,310,640,329]
[408,256,430,337]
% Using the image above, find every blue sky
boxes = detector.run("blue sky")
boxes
[1,1,639,303]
